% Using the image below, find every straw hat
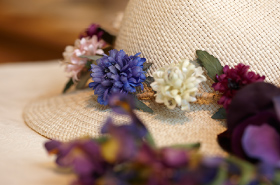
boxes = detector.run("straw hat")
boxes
[23,0,280,156]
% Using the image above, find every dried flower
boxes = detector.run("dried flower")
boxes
[63,36,105,82]
[89,49,146,105]
[151,59,206,111]
[212,64,265,109]
[79,24,104,40]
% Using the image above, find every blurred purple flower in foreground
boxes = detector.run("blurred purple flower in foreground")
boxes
[89,49,146,105]
[79,24,104,40]
[218,82,280,167]
[45,93,150,185]
[212,64,265,109]
[45,139,107,185]
[45,92,277,185]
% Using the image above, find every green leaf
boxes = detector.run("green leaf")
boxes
[80,55,103,61]
[85,61,93,69]
[62,78,74,93]
[211,108,227,119]
[170,143,201,150]
[196,50,223,82]
[76,71,91,90]
[132,95,154,113]
[144,76,155,88]
[143,63,153,71]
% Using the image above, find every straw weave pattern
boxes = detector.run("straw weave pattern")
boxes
[23,89,227,155]
[24,0,280,156]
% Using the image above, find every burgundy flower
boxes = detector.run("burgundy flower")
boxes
[79,24,104,40]
[218,82,280,165]
[212,64,265,109]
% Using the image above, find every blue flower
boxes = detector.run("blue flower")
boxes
[89,49,146,105]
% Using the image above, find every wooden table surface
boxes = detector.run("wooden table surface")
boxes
[0,0,128,63]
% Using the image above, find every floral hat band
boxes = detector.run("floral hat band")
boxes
[61,30,265,117]
[22,1,280,184]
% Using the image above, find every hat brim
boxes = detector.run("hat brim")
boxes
[23,88,227,156]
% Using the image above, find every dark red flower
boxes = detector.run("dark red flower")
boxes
[212,64,265,109]
[79,24,104,40]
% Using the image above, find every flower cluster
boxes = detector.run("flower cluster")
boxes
[62,24,106,82]
[218,82,280,168]
[151,59,206,111]
[89,49,146,105]
[45,93,279,185]
[212,64,265,109]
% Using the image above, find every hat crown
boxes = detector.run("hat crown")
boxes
[116,0,280,86]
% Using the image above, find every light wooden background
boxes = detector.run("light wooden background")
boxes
[0,0,128,63]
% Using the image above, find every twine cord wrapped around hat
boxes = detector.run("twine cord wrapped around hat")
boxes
[136,88,220,102]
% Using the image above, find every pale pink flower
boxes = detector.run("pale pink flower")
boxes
[62,36,105,82]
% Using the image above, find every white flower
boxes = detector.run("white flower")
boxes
[151,59,206,111]
[62,36,105,82]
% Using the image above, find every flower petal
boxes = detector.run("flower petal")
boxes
[242,124,280,164]
[101,80,113,87]
[89,82,99,89]
[109,66,118,74]
[45,140,61,153]
[162,148,189,168]
[273,96,280,122]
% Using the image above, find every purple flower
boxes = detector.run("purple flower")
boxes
[45,90,276,184]
[79,24,104,40]
[108,93,148,138]
[218,82,280,165]
[108,92,135,114]
[45,139,107,184]
[161,148,190,168]
[89,49,146,105]
[124,143,221,185]
[100,93,149,163]
[212,64,265,109]
[243,124,280,164]
[100,118,138,163]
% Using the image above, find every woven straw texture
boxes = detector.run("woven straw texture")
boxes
[24,0,280,156]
